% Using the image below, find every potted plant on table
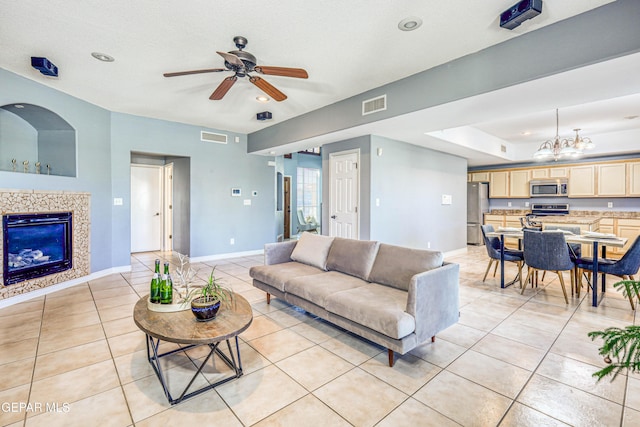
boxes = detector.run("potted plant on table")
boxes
[588,280,640,380]
[189,268,233,322]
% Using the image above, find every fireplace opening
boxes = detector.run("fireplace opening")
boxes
[2,212,73,286]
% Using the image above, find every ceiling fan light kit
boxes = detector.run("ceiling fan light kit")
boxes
[163,36,308,102]
[533,109,595,161]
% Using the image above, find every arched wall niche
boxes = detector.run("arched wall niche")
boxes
[0,103,77,177]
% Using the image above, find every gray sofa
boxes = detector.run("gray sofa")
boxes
[249,232,460,366]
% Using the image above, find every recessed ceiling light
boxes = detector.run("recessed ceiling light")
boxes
[398,17,423,31]
[521,131,532,136]
[91,52,115,62]
[624,115,639,120]
[256,96,270,103]
[269,151,276,155]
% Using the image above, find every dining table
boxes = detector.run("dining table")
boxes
[486,229,627,307]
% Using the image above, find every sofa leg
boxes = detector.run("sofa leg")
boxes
[388,349,394,367]
[431,336,435,343]
[266,293,271,304]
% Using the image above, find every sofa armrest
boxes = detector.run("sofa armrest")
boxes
[264,240,298,265]
[405,262,460,343]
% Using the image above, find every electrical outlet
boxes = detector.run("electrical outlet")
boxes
[608,202,613,208]
[113,197,123,206]
[427,242,431,249]
[230,238,235,245]
[525,202,530,207]
[508,202,512,207]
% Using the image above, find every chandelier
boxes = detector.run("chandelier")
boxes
[533,109,595,161]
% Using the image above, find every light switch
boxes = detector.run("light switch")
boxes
[113,198,123,206]
[243,199,251,206]
[441,194,452,205]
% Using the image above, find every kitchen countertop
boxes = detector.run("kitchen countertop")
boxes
[488,210,640,219]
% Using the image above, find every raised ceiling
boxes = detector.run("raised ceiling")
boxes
[3,0,639,166]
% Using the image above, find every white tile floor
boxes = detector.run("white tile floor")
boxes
[1,245,639,426]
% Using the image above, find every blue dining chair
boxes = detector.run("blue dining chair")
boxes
[480,224,524,287]
[542,225,582,288]
[576,236,640,309]
[522,229,576,304]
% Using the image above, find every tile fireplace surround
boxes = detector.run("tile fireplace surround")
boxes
[0,189,90,300]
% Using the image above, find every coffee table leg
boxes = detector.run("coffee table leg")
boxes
[146,335,244,405]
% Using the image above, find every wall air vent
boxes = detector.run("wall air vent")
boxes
[362,95,387,116]
[501,144,507,153]
[200,131,228,144]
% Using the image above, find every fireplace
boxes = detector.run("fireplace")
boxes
[2,212,73,286]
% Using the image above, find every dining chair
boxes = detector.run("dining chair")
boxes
[542,225,582,289]
[576,236,640,309]
[522,229,576,304]
[480,224,524,287]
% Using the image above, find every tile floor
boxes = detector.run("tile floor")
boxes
[1,245,639,426]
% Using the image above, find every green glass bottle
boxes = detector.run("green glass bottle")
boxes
[149,259,161,303]
[160,262,173,304]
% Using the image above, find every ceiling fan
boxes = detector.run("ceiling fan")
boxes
[163,36,308,102]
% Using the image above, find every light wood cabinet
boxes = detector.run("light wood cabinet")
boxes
[509,170,530,198]
[489,171,509,198]
[531,169,548,179]
[470,172,490,182]
[616,219,640,254]
[568,165,596,197]
[484,214,504,231]
[549,167,568,178]
[598,163,626,196]
[628,162,640,196]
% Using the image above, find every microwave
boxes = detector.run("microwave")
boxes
[530,178,568,197]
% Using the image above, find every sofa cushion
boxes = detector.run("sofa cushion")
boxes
[325,284,415,340]
[285,271,369,307]
[249,262,325,292]
[368,244,444,291]
[290,232,334,270]
[325,238,379,280]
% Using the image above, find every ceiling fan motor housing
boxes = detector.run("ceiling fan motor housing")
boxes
[226,50,257,75]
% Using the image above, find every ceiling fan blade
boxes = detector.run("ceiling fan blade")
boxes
[255,66,308,79]
[216,51,245,68]
[249,76,287,101]
[210,76,238,100]
[163,68,225,77]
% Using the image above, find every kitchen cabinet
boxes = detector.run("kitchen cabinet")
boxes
[598,163,626,196]
[531,169,548,179]
[484,214,504,231]
[489,171,509,198]
[628,162,640,196]
[470,172,490,182]
[568,165,596,197]
[509,170,530,198]
[549,167,568,178]
[616,219,640,254]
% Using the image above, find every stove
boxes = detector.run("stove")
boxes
[531,203,570,216]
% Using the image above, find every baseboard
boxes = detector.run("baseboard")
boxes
[0,265,132,309]
[191,249,264,263]
[444,247,468,258]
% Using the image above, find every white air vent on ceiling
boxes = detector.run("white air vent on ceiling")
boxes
[362,94,387,116]
[201,131,228,144]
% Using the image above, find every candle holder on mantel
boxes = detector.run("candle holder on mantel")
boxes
[11,158,17,172]
[46,164,51,175]
[35,162,41,174]
[23,160,29,173]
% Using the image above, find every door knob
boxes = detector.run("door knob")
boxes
[331,215,337,219]
[154,213,160,216]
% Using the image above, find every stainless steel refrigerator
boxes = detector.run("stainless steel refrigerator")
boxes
[467,182,489,245]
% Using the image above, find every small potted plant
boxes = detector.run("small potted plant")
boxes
[190,268,233,322]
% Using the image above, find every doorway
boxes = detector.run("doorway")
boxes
[328,149,360,238]
[130,163,173,253]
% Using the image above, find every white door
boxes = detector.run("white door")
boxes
[329,150,359,238]
[131,165,163,252]
[163,163,173,251]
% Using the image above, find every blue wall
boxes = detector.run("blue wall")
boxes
[1,68,278,273]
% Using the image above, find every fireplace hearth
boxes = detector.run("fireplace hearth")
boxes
[2,212,73,285]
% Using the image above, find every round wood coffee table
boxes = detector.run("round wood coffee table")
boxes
[133,292,253,404]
